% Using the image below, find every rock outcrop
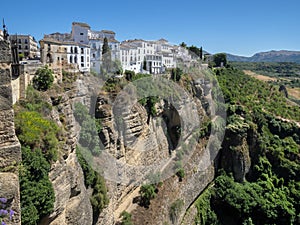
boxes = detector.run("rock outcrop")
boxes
[46,85,93,225]
[0,40,22,225]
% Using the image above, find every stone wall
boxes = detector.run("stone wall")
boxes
[11,63,41,104]
[0,40,22,225]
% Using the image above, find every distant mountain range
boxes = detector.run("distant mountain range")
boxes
[227,50,300,63]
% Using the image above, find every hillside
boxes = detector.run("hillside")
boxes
[1,50,300,225]
[186,67,300,225]
[227,50,300,63]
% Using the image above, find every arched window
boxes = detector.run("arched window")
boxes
[71,47,73,53]
[74,47,78,54]
[46,53,52,63]
[70,56,73,63]
[74,56,77,63]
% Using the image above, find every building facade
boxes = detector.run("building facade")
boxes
[71,22,120,74]
[120,39,182,74]
[9,34,39,59]
[40,37,90,73]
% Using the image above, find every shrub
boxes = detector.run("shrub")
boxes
[120,211,133,225]
[169,199,184,224]
[139,184,156,207]
[33,66,54,91]
[76,146,109,223]
[19,147,55,225]
[15,111,59,162]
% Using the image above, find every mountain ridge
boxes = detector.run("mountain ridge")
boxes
[227,50,300,63]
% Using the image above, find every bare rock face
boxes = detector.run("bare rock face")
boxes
[48,153,92,225]
[47,89,93,225]
[0,40,21,225]
[221,119,251,182]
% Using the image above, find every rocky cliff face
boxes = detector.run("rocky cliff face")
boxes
[46,87,93,225]
[90,75,220,225]
[0,40,22,225]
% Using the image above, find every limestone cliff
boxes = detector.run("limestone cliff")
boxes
[45,82,94,225]
[89,74,220,225]
[0,40,22,225]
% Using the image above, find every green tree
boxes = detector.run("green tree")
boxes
[33,66,54,91]
[200,47,203,60]
[139,184,156,207]
[20,146,55,225]
[180,42,187,48]
[102,37,110,55]
[188,45,200,57]
[213,53,227,67]
[101,37,112,75]
[171,67,183,82]
[120,211,133,225]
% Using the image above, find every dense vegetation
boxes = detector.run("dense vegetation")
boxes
[194,67,300,225]
[32,66,54,91]
[73,102,102,155]
[230,62,300,79]
[15,87,59,225]
[231,62,300,98]
[73,102,109,223]
[76,146,109,224]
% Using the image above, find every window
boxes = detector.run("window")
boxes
[18,45,21,50]
[80,33,84,35]
[57,57,60,61]
[70,56,73,63]
[25,45,28,50]
[74,47,78,54]
[87,57,89,62]
[81,63,84,67]
[81,56,84,62]
[92,62,96,67]
[71,47,73,53]
[81,48,84,54]
[25,39,28,44]
[74,56,77,63]
[18,39,21,44]
[92,53,96,58]
[87,64,89,67]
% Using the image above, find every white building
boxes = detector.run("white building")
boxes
[71,22,120,74]
[9,34,39,59]
[40,36,90,73]
[120,39,181,74]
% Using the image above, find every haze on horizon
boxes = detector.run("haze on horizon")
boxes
[1,0,299,57]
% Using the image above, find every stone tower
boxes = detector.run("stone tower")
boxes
[0,39,21,224]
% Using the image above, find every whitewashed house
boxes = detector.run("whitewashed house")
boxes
[120,39,182,74]
[71,22,120,74]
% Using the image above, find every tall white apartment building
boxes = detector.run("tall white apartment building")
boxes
[71,22,120,74]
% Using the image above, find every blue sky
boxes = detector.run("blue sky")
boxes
[1,0,299,56]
